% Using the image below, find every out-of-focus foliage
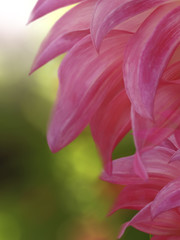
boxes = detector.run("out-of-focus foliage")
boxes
[0,1,149,239]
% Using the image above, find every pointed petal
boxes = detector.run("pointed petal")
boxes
[30,0,96,73]
[151,178,180,218]
[47,31,132,152]
[101,147,180,185]
[90,89,131,174]
[29,0,85,23]
[109,184,159,215]
[119,203,180,238]
[91,0,172,50]
[124,3,180,118]
[170,149,180,162]
[132,82,180,153]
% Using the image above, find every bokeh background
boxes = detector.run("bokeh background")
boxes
[0,1,149,239]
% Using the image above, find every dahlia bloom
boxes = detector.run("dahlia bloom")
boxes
[101,135,180,239]
[30,0,180,179]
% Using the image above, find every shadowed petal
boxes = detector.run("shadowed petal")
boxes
[47,31,132,152]
[28,0,86,23]
[170,149,180,162]
[123,3,180,118]
[109,184,159,215]
[151,178,180,218]
[30,0,96,73]
[119,203,180,238]
[132,82,180,153]
[151,236,180,240]
[162,61,180,82]
[91,0,171,50]
[90,90,131,174]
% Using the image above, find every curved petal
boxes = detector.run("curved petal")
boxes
[28,0,86,23]
[30,0,96,73]
[123,3,180,118]
[151,236,180,240]
[162,61,180,82]
[132,82,180,153]
[119,203,180,238]
[91,0,171,50]
[101,147,180,185]
[151,178,180,218]
[47,31,132,152]
[90,90,131,174]
[109,184,159,215]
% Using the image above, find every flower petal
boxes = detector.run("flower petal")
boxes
[101,147,180,185]
[90,89,131,174]
[132,82,180,153]
[124,3,180,118]
[170,149,180,162]
[28,0,86,23]
[119,203,180,238]
[151,236,180,240]
[30,0,96,73]
[47,31,132,152]
[151,178,180,218]
[91,0,171,50]
[162,61,180,82]
[109,184,159,215]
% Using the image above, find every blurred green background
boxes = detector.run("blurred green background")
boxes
[0,1,149,239]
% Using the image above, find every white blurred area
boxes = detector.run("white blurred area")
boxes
[0,0,70,99]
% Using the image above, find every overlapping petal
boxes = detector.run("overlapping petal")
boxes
[47,31,132,152]
[109,184,159,215]
[151,236,180,240]
[90,90,131,174]
[131,81,180,177]
[119,203,180,238]
[132,82,180,153]
[151,178,180,218]
[124,2,180,118]
[30,0,96,73]
[28,0,86,23]
[101,147,180,185]
[91,0,171,50]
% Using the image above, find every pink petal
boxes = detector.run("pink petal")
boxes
[132,82,180,153]
[47,31,132,152]
[101,147,180,185]
[159,138,177,151]
[30,0,96,73]
[109,184,159,215]
[162,61,180,82]
[90,90,131,174]
[91,0,171,50]
[28,0,86,23]
[151,236,180,240]
[123,3,180,118]
[170,149,180,162]
[151,178,180,218]
[174,127,180,148]
[133,151,148,179]
[119,203,180,238]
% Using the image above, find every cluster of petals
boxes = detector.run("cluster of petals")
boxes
[102,134,180,239]
[29,0,180,239]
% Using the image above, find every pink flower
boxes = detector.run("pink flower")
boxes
[29,0,180,178]
[29,1,180,239]
[102,134,180,239]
